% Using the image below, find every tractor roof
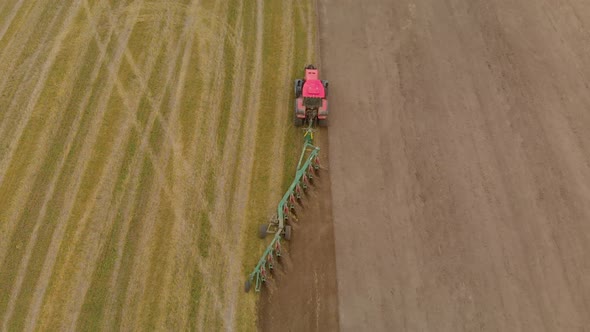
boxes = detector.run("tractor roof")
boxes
[302,80,325,98]
[303,68,325,98]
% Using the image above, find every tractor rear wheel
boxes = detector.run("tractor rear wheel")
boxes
[258,224,268,239]
[293,113,303,127]
[318,118,329,127]
[284,225,292,241]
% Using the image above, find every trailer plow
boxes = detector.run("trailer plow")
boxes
[244,120,321,292]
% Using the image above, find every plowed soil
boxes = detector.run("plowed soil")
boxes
[264,0,590,331]
[321,0,590,331]
[258,136,340,331]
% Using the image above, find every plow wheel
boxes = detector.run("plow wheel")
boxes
[295,184,303,200]
[284,225,292,241]
[293,112,303,127]
[244,279,252,292]
[258,224,268,239]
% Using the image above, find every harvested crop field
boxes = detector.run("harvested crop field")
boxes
[0,0,316,330]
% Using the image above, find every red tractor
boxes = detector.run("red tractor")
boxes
[294,65,329,127]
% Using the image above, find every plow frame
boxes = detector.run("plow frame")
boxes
[245,122,320,292]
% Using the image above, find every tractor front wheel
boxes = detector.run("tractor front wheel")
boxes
[318,118,329,127]
[294,79,303,97]
[322,80,329,97]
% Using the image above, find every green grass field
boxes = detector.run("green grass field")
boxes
[0,0,317,330]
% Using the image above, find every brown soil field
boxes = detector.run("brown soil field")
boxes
[319,0,590,331]
[263,0,590,330]
[258,132,340,332]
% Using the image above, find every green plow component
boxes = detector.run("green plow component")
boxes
[245,121,321,292]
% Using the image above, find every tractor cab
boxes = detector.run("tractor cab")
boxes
[302,67,325,108]
[302,67,325,99]
[293,65,329,127]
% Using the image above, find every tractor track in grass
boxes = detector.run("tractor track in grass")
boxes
[0,0,40,97]
[35,1,166,326]
[208,0,281,328]
[16,1,178,329]
[114,3,210,330]
[0,2,75,249]
[190,0,249,327]
[212,0,272,328]
[134,3,203,329]
[107,0,239,326]
[0,0,79,273]
[20,7,135,331]
[0,1,66,156]
[0,0,208,330]
[0,0,313,329]
[180,2,245,329]
[68,11,188,332]
[0,0,25,43]
[31,2,151,329]
[0,3,95,330]
[88,0,197,178]
[0,3,116,329]
[264,0,294,230]
[69,3,194,330]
